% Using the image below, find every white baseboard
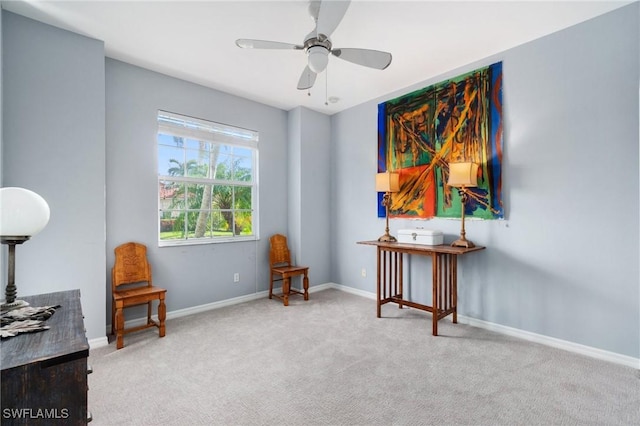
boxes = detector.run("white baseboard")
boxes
[98,282,640,369]
[306,282,335,293]
[104,289,269,337]
[455,315,640,370]
[328,282,377,300]
[89,336,109,349]
[327,284,640,370]
[103,283,334,343]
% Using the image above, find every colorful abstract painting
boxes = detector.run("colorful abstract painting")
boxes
[378,62,503,219]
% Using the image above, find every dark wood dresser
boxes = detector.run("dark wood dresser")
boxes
[1,290,91,425]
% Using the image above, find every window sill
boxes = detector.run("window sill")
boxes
[158,235,258,247]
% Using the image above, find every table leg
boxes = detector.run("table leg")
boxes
[376,247,382,318]
[452,254,458,324]
[432,252,438,336]
[398,252,403,309]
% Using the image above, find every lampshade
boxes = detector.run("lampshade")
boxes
[376,172,400,193]
[0,187,50,237]
[447,162,479,188]
[307,46,329,73]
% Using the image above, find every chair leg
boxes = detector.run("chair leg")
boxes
[111,299,115,336]
[147,301,152,326]
[269,271,274,299]
[303,272,309,301]
[282,276,290,306]
[115,301,125,349]
[158,295,166,338]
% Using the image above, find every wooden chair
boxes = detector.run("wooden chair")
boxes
[111,242,167,349]
[269,234,309,306]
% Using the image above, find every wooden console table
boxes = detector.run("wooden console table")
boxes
[357,241,484,336]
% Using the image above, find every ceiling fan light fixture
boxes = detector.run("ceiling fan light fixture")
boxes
[237,0,392,91]
[307,45,329,73]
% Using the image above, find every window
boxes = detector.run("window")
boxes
[157,111,259,246]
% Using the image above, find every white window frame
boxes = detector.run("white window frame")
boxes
[157,110,259,247]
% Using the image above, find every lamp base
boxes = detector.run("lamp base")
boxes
[1,299,30,312]
[451,238,475,248]
[378,234,397,243]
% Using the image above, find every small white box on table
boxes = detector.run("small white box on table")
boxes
[397,228,444,246]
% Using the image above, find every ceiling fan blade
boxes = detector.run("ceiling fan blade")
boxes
[316,0,351,38]
[331,48,392,70]
[297,66,317,90]
[236,39,302,50]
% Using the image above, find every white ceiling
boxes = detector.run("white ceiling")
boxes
[1,0,633,115]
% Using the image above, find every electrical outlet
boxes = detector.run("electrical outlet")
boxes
[233,273,239,283]
[361,268,367,277]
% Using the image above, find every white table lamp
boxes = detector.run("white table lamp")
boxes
[376,171,400,242]
[447,162,478,248]
[0,187,50,310]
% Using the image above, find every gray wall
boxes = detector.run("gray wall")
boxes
[331,4,639,358]
[299,107,332,285]
[287,108,303,263]
[1,7,3,186]
[2,12,106,340]
[287,107,332,284]
[105,59,296,319]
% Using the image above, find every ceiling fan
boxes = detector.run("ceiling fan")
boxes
[236,0,392,90]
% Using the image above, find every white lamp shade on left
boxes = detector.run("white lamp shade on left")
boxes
[0,187,50,237]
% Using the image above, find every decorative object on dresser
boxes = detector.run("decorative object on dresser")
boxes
[0,187,50,311]
[1,290,92,425]
[269,234,309,306]
[0,305,60,338]
[375,171,400,242]
[111,242,167,349]
[447,162,479,248]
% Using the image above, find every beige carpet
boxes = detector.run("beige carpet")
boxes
[88,289,640,425]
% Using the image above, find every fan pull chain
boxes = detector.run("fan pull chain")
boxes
[325,66,329,106]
